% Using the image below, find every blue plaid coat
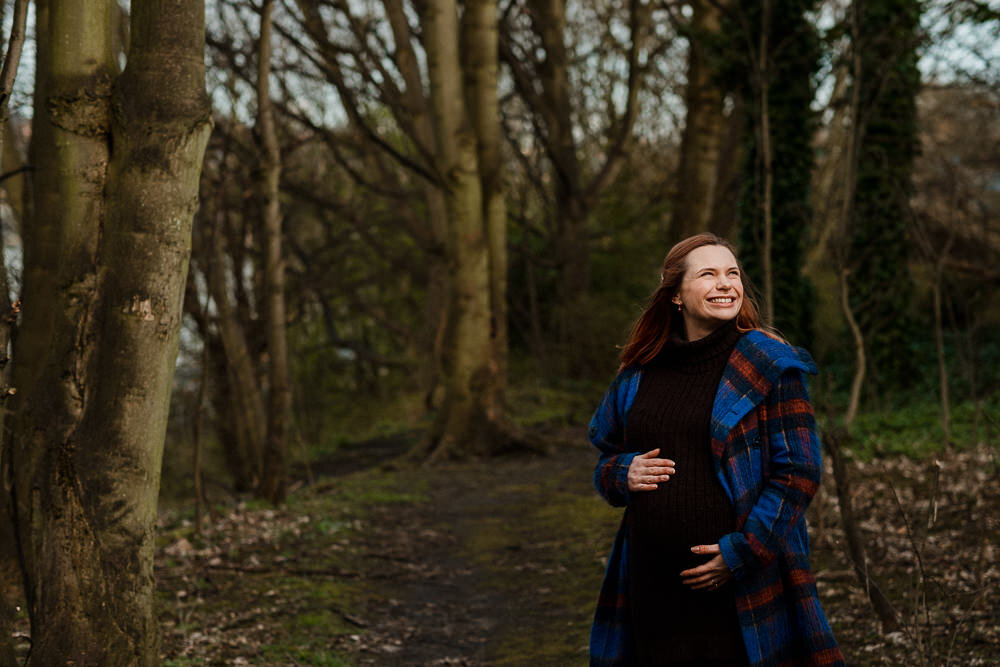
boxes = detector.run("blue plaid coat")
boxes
[589,330,844,666]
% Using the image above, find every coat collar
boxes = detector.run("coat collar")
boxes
[710,330,818,443]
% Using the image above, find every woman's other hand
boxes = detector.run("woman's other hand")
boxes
[627,448,676,491]
[680,544,733,590]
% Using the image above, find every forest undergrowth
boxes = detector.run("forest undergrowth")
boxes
[150,421,1000,666]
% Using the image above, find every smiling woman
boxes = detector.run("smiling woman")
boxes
[588,234,844,667]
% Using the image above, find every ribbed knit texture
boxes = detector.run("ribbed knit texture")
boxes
[624,320,747,665]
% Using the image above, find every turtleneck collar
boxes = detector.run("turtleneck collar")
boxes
[649,319,742,373]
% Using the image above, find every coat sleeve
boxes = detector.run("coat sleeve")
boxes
[589,368,639,507]
[718,368,822,581]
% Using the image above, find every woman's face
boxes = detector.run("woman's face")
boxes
[671,244,744,340]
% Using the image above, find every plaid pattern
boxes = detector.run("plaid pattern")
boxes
[589,331,844,666]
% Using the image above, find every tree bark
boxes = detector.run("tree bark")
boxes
[255,0,291,504]
[8,0,116,655]
[462,0,508,412]
[415,0,502,459]
[673,0,726,239]
[6,0,211,662]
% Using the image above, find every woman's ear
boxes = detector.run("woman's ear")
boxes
[671,294,682,306]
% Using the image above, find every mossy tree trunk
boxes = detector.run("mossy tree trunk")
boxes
[5,0,211,663]
[415,0,503,459]
[462,0,508,416]
[848,0,922,389]
[726,0,819,345]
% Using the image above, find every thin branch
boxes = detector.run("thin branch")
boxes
[0,0,30,110]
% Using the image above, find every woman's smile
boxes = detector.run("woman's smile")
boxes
[672,244,745,340]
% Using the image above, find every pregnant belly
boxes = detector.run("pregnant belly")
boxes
[627,478,737,568]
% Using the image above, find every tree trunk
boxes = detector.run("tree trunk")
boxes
[209,336,259,492]
[824,1,897,635]
[415,0,502,459]
[823,427,900,633]
[208,227,267,488]
[462,0,507,412]
[6,0,211,662]
[8,0,116,654]
[530,0,589,345]
[193,342,208,534]
[709,93,746,239]
[421,190,450,410]
[839,0,865,427]
[673,0,726,239]
[255,0,291,504]
[553,203,589,348]
[805,64,849,275]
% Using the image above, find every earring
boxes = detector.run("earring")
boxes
[676,303,683,311]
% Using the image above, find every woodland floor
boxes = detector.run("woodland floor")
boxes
[155,429,1000,666]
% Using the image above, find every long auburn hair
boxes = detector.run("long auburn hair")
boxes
[618,233,767,371]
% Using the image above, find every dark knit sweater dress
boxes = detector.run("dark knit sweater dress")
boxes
[624,320,747,665]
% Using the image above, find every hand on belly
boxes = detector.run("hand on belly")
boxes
[627,448,676,491]
[679,543,733,590]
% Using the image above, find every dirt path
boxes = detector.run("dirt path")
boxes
[346,442,617,665]
[158,437,1000,665]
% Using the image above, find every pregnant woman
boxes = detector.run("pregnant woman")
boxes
[588,234,844,666]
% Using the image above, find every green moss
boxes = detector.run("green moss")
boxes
[259,645,352,666]
[847,393,1000,460]
[506,379,605,427]
[322,469,429,506]
[290,610,344,630]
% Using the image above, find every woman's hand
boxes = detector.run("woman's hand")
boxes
[680,544,733,590]
[627,448,676,492]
